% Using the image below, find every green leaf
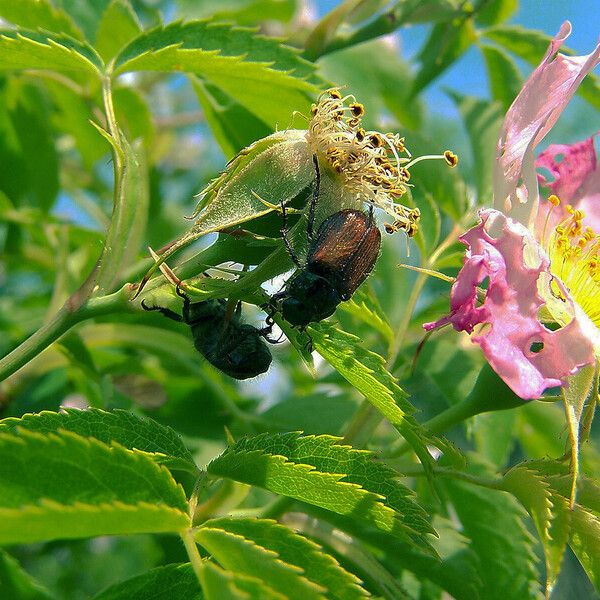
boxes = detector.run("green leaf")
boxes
[208,432,435,549]
[0,408,197,473]
[307,0,460,59]
[473,411,517,467]
[309,322,413,426]
[149,131,314,272]
[195,527,327,600]
[447,91,503,202]
[261,394,359,436]
[0,80,60,211]
[474,0,517,26]
[114,21,319,128]
[0,550,56,600]
[480,44,523,110]
[94,564,202,600]
[204,517,368,599]
[199,561,283,600]
[0,0,82,39]
[0,29,103,76]
[411,18,476,96]
[569,506,600,592]
[483,25,600,111]
[95,0,142,62]
[191,77,272,159]
[175,0,296,26]
[500,465,571,595]
[113,86,155,149]
[0,429,190,544]
[442,461,542,599]
[44,79,108,168]
[53,0,111,42]
[339,288,394,350]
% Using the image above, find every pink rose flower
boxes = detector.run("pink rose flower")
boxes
[425,22,600,400]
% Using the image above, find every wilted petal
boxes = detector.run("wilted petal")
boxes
[424,209,595,399]
[494,21,600,226]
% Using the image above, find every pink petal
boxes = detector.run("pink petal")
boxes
[536,135,597,203]
[535,134,600,234]
[494,22,600,226]
[577,168,600,232]
[424,209,595,400]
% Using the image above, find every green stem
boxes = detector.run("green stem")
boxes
[0,308,78,382]
[181,528,204,585]
[0,286,136,382]
[395,465,502,490]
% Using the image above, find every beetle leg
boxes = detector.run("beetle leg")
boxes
[280,199,303,268]
[141,299,183,323]
[302,332,314,354]
[367,202,374,223]
[175,284,192,322]
[306,154,321,243]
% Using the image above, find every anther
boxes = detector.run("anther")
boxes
[349,102,365,117]
[444,150,458,167]
[548,194,561,206]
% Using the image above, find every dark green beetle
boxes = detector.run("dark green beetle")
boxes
[143,288,272,380]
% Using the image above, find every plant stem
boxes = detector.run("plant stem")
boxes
[394,465,502,490]
[0,286,136,382]
[0,308,78,382]
[181,528,204,585]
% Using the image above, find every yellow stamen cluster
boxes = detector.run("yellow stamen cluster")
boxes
[306,88,456,238]
[547,197,600,327]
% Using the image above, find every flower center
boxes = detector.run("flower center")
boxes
[306,88,456,237]
[546,198,600,327]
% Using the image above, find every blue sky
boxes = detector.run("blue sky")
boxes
[316,1,599,124]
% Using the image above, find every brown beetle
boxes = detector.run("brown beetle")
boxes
[269,157,381,328]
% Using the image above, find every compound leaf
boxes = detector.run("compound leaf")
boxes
[195,527,326,600]
[569,506,600,592]
[309,322,413,425]
[500,464,571,595]
[0,408,197,473]
[204,517,367,599]
[0,29,102,76]
[0,429,190,544]
[95,0,142,62]
[207,432,435,551]
[114,21,319,127]
[0,0,82,39]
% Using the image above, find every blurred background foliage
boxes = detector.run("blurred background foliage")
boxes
[0,0,599,598]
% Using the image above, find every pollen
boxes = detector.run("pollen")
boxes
[547,210,600,327]
[306,87,457,237]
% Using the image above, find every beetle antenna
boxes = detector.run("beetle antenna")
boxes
[307,154,321,242]
[280,198,303,268]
